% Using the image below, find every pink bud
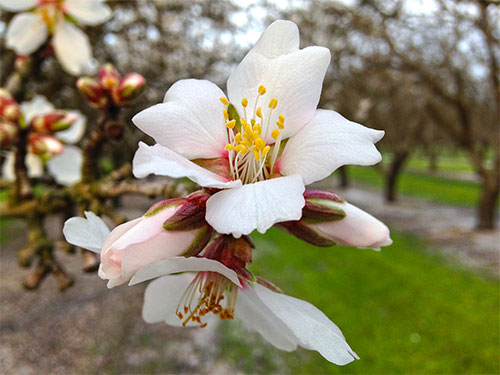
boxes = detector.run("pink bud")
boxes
[98,63,120,91]
[113,73,146,106]
[99,199,213,288]
[0,97,21,123]
[28,134,64,157]
[31,111,77,133]
[76,77,109,109]
[0,121,19,147]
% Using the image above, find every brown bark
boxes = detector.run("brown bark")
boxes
[477,173,500,230]
[385,151,409,202]
[338,166,350,188]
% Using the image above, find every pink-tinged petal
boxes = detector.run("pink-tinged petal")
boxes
[227,20,330,141]
[1,152,43,181]
[47,145,83,186]
[64,0,112,26]
[142,274,211,327]
[0,0,36,11]
[101,218,142,252]
[236,287,298,351]
[205,174,305,238]
[63,211,110,253]
[129,256,241,287]
[133,142,242,189]
[254,283,359,366]
[279,110,384,185]
[310,201,392,250]
[20,95,54,123]
[53,20,92,75]
[133,79,228,159]
[5,12,47,55]
[56,111,86,144]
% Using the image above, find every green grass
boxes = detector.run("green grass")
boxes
[218,229,499,374]
[346,166,485,207]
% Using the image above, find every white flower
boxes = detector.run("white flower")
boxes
[128,256,359,366]
[132,20,384,238]
[1,95,85,186]
[0,0,112,75]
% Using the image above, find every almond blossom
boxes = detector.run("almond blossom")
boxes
[130,256,359,366]
[132,20,385,238]
[0,0,112,75]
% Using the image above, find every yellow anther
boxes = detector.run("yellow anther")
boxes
[251,119,256,125]
[256,107,262,118]
[241,98,248,107]
[278,113,285,123]
[253,149,261,161]
[253,124,261,134]
[234,133,242,143]
[258,85,266,96]
[271,129,280,140]
[253,130,260,139]
[262,145,270,157]
[268,98,278,109]
[223,109,229,121]
[243,130,252,140]
[235,145,247,154]
[241,118,247,126]
[276,120,285,130]
[224,144,235,151]
[241,139,252,148]
[220,97,229,106]
[226,120,236,129]
[255,138,266,150]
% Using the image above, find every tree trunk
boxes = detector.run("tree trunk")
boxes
[428,149,438,172]
[338,166,349,188]
[477,173,499,229]
[385,151,409,202]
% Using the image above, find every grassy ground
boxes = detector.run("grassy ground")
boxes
[218,229,499,374]
[346,166,484,207]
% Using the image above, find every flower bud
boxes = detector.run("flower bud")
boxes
[162,191,211,231]
[0,121,19,147]
[98,63,120,90]
[14,55,32,76]
[76,77,109,108]
[280,190,392,250]
[0,97,21,123]
[31,111,78,133]
[99,198,213,288]
[0,88,13,100]
[28,134,64,157]
[112,73,145,105]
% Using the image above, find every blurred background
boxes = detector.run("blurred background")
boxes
[1,0,499,374]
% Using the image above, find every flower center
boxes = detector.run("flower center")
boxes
[36,0,64,31]
[176,271,238,328]
[220,85,285,184]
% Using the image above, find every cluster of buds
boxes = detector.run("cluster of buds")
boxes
[77,63,145,109]
[0,88,78,158]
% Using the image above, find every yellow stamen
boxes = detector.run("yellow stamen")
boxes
[235,145,247,154]
[241,98,248,107]
[268,98,278,109]
[234,133,242,143]
[262,145,270,157]
[256,107,262,118]
[278,113,285,123]
[223,109,229,121]
[224,144,234,151]
[226,120,236,129]
[253,149,261,161]
[276,120,285,130]
[241,139,252,148]
[253,124,261,134]
[255,138,266,150]
[258,85,266,96]
[271,129,280,140]
[220,97,229,106]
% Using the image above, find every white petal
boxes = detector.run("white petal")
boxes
[279,110,384,185]
[132,142,241,189]
[311,201,392,250]
[64,0,112,25]
[129,256,241,287]
[56,111,86,144]
[46,145,82,186]
[236,286,298,351]
[227,20,330,141]
[63,211,110,253]
[142,274,203,327]
[20,95,54,123]
[53,20,92,76]
[1,151,43,180]
[254,283,359,366]
[205,175,305,237]
[0,0,36,11]
[133,79,228,159]
[5,12,47,55]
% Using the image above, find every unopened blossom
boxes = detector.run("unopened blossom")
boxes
[63,196,213,288]
[0,0,112,75]
[1,95,85,186]
[128,256,359,366]
[132,20,385,238]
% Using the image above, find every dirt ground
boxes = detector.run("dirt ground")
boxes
[1,184,498,374]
